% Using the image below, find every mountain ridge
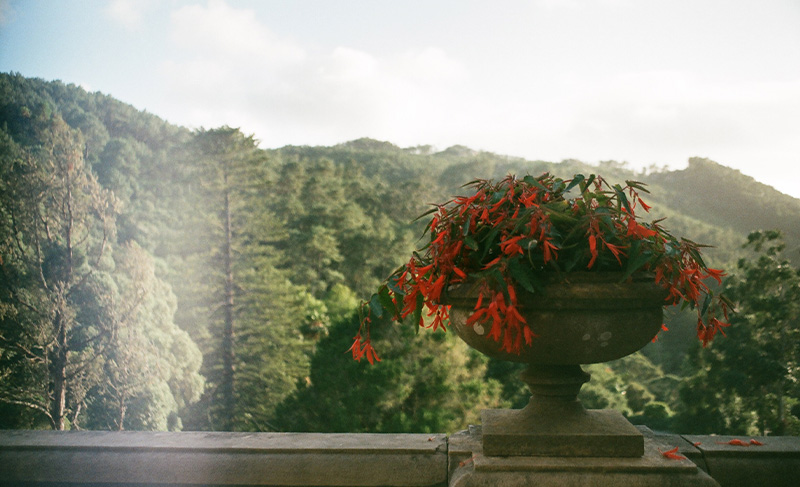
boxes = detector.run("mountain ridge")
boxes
[3,72,798,266]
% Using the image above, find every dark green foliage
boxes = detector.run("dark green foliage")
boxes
[81,243,204,431]
[648,158,800,267]
[674,231,800,435]
[0,114,118,429]
[273,313,503,433]
[0,74,200,430]
[3,73,800,435]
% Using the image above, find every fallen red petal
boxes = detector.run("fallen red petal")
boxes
[659,446,688,460]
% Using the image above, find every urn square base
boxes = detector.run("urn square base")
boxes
[449,426,720,487]
[481,407,644,457]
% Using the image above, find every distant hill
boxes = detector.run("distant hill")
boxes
[3,72,799,431]
[648,157,800,258]
[4,72,798,269]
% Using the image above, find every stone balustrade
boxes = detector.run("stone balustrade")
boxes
[0,427,798,486]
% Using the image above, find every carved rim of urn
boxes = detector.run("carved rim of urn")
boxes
[446,272,670,365]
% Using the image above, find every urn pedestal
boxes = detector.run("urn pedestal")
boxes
[446,273,720,485]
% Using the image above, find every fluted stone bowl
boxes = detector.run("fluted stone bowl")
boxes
[446,272,669,365]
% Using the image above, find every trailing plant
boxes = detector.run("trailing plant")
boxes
[351,173,732,363]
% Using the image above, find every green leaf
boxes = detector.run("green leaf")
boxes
[623,240,652,279]
[412,206,438,225]
[485,267,506,289]
[460,178,483,188]
[412,292,424,332]
[479,227,500,261]
[565,174,585,192]
[614,185,632,214]
[368,294,384,319]
[525,177,549,192]
[700,293,712,317]
[625,180,650,193]
[378,286,397,317]
[560,244,584,272]
[509,260,537,294]
[584,174,596,189]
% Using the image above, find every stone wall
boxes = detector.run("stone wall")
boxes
[0,428,798,487]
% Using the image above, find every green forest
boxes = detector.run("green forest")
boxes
[1,73,799,436]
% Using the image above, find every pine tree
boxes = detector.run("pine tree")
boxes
[176,127,312,430]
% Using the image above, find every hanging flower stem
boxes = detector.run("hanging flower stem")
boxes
[354,173,732,361]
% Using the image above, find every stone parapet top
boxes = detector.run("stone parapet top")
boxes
[680,433,800,487]
[0,429,799,487]
[0,430,447,454]
[683,434,800,456]
[0,430,449,487]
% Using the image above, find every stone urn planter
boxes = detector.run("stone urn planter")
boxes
[351,173,731,464]
[447,272,669,457]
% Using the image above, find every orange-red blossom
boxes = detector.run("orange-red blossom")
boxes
[353,174,732,363]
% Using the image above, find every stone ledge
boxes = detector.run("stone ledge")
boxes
[681,434,800,487]
[1,429,799,487]
[0,431,448,487]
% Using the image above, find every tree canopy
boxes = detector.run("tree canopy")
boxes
[3,73,800,434]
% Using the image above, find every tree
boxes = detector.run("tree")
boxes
[675,231,800,435]
[0,117,117,429]
[269,158,419,299]
[722,231,800,434]
[82,242,204,431]
[273,312,503,434]
[175,127,313,431]
[0,114,203,431]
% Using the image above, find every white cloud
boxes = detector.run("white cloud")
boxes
[462,69,800,196]
[105,0,154,31]
[159,0,468,145]
[170,0,304,65]
[564,72,800,161]
[152,0,799,198]
[0,0,12,25]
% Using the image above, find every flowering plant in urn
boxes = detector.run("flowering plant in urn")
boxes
[350,173,732,365]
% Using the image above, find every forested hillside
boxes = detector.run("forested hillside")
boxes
[2,73,799,435]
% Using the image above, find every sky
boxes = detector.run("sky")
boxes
[1,0,799,198]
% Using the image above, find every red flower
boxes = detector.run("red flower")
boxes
[500,235,525,256]
[717,439,750,447]
[626,218,658,239]
[347,335,364,361]
[697,317,729,347]
[427,305,450,332]
[542,238,559,263]
[348,335,381,364]
[587,234,599,269]
[363,341,381,364]
[604,241,625,265]
[353,172,732,363]
[705,268,726,285]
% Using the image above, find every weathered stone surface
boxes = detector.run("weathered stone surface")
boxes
[0,430,448,486]
[649,431,709,472]
[449,426,720,487]
[2,429,799,487]
[447,273,668,364]
[683,434,800,487]
[481,406,644,457]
